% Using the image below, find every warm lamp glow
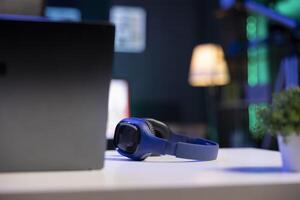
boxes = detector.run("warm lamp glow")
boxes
[189,44,230,87]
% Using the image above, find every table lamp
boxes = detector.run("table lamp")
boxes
[188,44,230,141]
[189,44,230,87]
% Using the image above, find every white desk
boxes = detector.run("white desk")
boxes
[1,148,300,200]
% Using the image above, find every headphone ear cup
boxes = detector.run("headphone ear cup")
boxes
[144,118,171,139]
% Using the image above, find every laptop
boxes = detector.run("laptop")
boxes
[0,18,114,171]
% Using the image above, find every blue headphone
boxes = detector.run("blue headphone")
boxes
[113,117,219,161]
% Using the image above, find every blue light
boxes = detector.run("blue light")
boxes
[0,14,48,22]
[45,7,82,22]
[220,0,235,9]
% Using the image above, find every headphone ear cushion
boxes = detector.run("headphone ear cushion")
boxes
[145,119,156,134]
[144,118,171,139]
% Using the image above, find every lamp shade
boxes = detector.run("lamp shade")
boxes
[188,44,230,87]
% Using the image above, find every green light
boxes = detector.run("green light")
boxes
[247,14,270,133]
[248,104,257,132]
[247,23,256,33]
[249,103,268,133]
[275,0,300,21]
[247,33,256,40]
[247,47,258,86]
[247,16,256,24]
[246,15,269,86]
[248,62,258,86]
[258,46,267,55]
[247,48,257,57]
[246,16,257,40]
[256,15,268,38]
[257,45,270,84]
[258,60,269,84]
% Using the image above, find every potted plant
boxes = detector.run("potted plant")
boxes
[255,87,300,172]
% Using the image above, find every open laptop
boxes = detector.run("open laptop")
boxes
[0,18,114,171]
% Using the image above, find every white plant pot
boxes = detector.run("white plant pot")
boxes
[278,134,300,172]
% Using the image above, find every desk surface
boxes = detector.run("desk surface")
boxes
[1,148,300,200]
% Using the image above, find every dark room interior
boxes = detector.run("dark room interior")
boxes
[1,0,300,199]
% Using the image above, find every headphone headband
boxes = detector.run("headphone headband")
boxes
[165,133,219,160]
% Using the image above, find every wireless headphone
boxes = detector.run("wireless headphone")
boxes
[113,117,219,161]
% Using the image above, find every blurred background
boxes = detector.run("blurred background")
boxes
[2,0,300,149]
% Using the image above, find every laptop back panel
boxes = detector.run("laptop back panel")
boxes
[0,19,114,171]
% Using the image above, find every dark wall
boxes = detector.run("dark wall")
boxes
[111,0,221,122]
